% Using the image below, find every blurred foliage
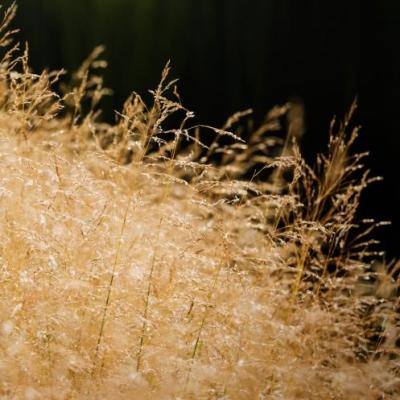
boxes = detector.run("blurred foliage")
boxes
[6,0,400,256]
[14,0,280,122]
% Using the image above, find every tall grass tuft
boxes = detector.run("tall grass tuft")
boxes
[0,3,398,399]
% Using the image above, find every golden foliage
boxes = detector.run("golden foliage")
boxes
[0,4,398,399]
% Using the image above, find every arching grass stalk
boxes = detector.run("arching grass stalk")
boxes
[136,218,163,372]
[93,196,132,375]
[183,260,222,393]
[75,202,108,351]
[290,242,310,303]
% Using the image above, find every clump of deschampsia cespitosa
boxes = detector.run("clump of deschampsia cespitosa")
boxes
[0,3,398,399]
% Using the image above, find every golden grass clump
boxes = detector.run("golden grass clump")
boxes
[0,3,399,399]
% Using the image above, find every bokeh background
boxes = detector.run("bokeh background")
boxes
[9,0,400,258]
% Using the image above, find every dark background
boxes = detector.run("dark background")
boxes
[9,0,399,258]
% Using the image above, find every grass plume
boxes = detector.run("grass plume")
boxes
[0,4,398,399]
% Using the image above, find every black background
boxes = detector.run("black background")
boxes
[8,0,399,258]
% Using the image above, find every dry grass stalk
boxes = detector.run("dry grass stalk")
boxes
[0,4,398,399]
